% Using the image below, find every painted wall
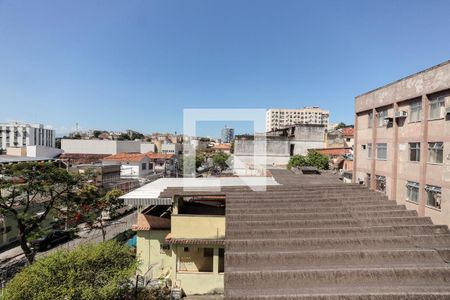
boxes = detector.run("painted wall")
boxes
[171,215,225,240]
[136,230,172,278]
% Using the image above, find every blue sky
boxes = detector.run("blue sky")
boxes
[1,0,450,137]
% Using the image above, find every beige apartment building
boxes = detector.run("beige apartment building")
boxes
[353,60,450,226]
[266,106,329,132]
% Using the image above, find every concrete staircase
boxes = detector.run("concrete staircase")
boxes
[224,170,450,299]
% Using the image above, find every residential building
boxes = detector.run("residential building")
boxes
[211,143,232,154]
[70,164,121,188]
[61,139,155,155]
[265,106,329,132]
[161,142,183,156]
[326,127,354,149]
[221,126,234,143]
[145,152,176,174]
[353,60,450,227]
[102,153,153,178]
[233,124,326,174]
[0,122,55,150]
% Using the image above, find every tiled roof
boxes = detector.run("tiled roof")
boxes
[131,213,171,231]
[212,143,231,150]
[145,152,175,160]
[60,153,110,165]
[342,127,354,137]
[102,152,147,162]
[312,147,352,156]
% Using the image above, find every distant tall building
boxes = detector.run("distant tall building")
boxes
[221,126,234,143]
[266,106,329,132]
[0,121,55,149]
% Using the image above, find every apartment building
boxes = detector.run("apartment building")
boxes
[221,126,234,143]
[353,60,450,226]
[265,106,329,132]
[0,122,55,149]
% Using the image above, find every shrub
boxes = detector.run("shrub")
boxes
[288,151,329,170]
[3,241,137,300]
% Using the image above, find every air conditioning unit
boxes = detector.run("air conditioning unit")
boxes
[446,107,450,115]
[394,111,408,118]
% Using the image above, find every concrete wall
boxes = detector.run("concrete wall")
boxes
[136,230,172,277]
[26,145,63,158]
[61,139,147,155]
[6,147,26,156]
[140,143,156,153]
[171,215,225,239]
[354,60,450,227]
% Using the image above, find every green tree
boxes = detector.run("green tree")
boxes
[335,122,347,129]
[306,150,329,170]
[0,162,80,263]
[212,151,230,171]
[287,155,308,169]
[80,188,124,241]
[287,151,329,170]
[3,241,137,300]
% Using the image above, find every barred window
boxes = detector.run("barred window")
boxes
[377,110,388,127]
[406,181,419,203]
[409,101,422,122]
[429,97,445,120]
[367,143,372,159]
[376,143,387,160]
[368,112,373,128]
[428,142,443,164]
[409,142,420,162]
[425,185,442,209]
[376,175,386,193]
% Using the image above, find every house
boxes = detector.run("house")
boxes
[161,143,183,157]
[353,60,450,227]
[102,153,153,178]
[145,152,176,174]
[70,163,121,189]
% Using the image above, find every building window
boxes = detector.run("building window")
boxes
[376,175,386,193]
[406,181,419,203]
[425,185,442,209]
[376,143,387,160]
[429,97,445,120]
[367,143,372,159]
[409,142,420,162]
[141,163,147,170]
[368,112,373,128]
[183,247,189,252]
[428,142,443,164]
[366,173,371,187]
[409,101,422,122]
[377,109,388,127]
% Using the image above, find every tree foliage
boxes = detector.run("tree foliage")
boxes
[3,241,137,300]
[79,187,124,241]
[212,151,230,171]
[288,151,329,170]
[0,162,80,263]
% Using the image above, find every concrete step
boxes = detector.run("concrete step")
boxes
[226,216,433,230]
[226,193,388,201]
[225,234,450,252]
[226,199,395,209]
[225,249,448,271]
[226,204,407,214]
[226,210,417,221]
[226,225,450,239]
[225,287,450,300]
[224,266,450,290]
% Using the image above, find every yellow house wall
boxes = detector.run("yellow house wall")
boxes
[171,245,224,295]
[171,215,225,239]
[136,230,171,279]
